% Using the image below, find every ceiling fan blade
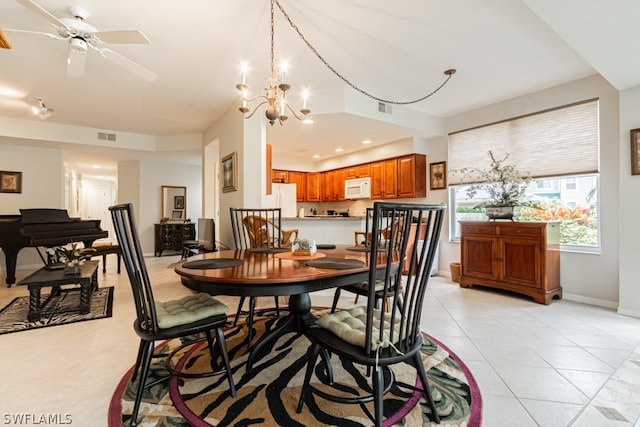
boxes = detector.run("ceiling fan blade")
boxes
[100,48,157,82]
[0,26,12,49]
[94,30,150,44]
[16,0,70,30]
[3,28,63,40]
[67,45,87,78]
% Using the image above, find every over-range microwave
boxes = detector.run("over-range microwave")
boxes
[344,177,371,199]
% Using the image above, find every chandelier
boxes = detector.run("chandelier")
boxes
[32,97,53,120]
[236,0,311,126]
[237,0,456,125]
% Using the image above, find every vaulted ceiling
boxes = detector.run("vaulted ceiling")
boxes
[1,1,638,176]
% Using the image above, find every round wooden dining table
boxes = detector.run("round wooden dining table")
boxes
[175,245,384,370]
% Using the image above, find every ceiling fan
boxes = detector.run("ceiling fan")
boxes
[6,0,157,81]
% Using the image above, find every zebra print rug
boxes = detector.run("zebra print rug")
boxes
[0,286,113,335]
[109,309,482,426]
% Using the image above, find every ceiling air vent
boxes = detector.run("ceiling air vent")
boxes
[378,102,392,114]
[97,132,117,141]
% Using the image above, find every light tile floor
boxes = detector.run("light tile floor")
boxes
[1,255,639,426]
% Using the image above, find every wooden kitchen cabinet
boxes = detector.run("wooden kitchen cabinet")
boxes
[346,164,371,179]
[371,158,397,199]
[272,169,288,183]
[306,172,322,202]
[459,221,562,304]
[322,169,346,201]
[397,154,426,198]
[288,171,306,202]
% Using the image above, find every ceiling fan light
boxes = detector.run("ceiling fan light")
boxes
[69,37,87,54]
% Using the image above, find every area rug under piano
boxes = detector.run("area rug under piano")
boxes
[0,286,113,335]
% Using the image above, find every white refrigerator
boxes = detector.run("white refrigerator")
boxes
[265,183,297,217]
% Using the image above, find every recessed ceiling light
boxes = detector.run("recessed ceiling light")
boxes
[312,154,320,158]
[362,139,372,145]
[335,148,344,152]
[92,165,101,169]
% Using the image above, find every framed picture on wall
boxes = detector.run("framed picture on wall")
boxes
[222,151,238,192]
[631,128,640,175]
[174,195,185,209]
[172,210,183,219]
[0,171,22,193]
[429,161,446,190]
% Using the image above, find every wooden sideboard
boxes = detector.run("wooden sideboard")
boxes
[154,222,195,257]
[459,221,561,304]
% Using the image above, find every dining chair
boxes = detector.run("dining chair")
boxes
[296,202,445,426]
[182,218,217,258]
[110,203,236,426]
[229,207,293,345]
[332,208,403,312]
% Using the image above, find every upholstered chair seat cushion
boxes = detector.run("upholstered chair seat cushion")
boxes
[316,305,401,350]
[351,279,387,292]
[155,293,228,329]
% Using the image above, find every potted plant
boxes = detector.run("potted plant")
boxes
[47,243,96,275]
[453,151,533,220]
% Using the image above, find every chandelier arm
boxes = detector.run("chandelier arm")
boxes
[281,102,307,121]
[242,94,269,104]
[243,101,270,119]
[273,0,455,105]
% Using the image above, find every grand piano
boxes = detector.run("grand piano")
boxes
[0,208,108,286]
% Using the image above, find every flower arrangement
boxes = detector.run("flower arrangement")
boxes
[454,151,533,208]
[47,243,95,267]
[292,238,317,256]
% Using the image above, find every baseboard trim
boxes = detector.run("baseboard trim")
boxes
[617,306,640,319]
[562,292,618,310]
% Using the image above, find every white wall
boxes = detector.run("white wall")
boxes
[441,75,621,308]
[0,143,65,213]
[0,143,66,274]
[618,85,640,317]
[116,159,202,255]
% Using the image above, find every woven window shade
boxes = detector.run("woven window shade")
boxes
[448,99,599,185]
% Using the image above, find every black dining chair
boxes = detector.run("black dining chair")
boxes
[182,218,217,258]
[229,207,293,345]
[110,203,236,426]
[331,207,403,312]
[296,202,444,426]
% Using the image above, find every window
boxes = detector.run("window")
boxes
[450,174,598,249]
[448,99,600,251]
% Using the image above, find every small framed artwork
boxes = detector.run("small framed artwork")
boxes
[172,210,183,219]
[222,151,238,193]
[429,161,446,190]
[174,195,185,209]
[0,171,22,193]
[631,128,640,175]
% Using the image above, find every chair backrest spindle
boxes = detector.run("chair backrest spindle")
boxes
[365,202,445,355]
[110,203,161,334]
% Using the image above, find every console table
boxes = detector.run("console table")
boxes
[154,222,195,256]
[17,260,99,321]
[459,221,562,304]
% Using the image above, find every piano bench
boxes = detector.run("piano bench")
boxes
[90,243,121,274]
